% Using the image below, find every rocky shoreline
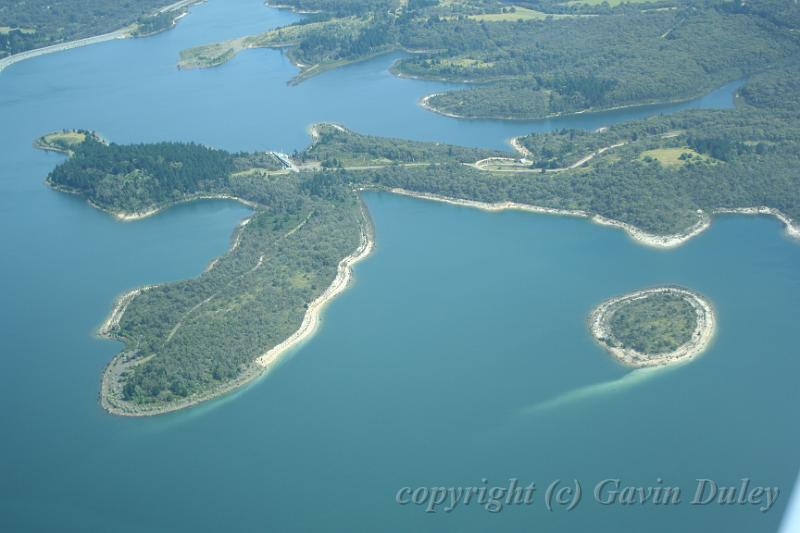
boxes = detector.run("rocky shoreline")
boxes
[589,287,716,368]
[386,188,711,249]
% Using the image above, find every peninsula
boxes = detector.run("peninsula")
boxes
[35,55,800,415]
[177,0,799,118]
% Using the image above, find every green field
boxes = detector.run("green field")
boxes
[468,7,569,21]
[566,0,654,6]
[41,131,87,146]
[0,26,35,34]
[639,147,713,168]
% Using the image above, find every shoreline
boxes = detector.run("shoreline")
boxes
[255,203,375,370]
[264,1,321,14]
[111,194,260,221]
[99,199,374,417]
[509,136,532,158]
[78,191,799,417]
[418,94,466,120]
[0,0,202,74]
[43,175,261,222]
[384,189,800,248]
[588,287,716,368]
[385,188,711,249]
[416,82,734,122]
[97,285,158,338]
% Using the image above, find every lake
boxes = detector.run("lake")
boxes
[0,0,796,531]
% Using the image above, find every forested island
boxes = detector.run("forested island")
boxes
[179,0,799,117]
[38,58,800,414]
[589,287,715,367]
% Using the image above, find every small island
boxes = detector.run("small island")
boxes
[589,287,715,368]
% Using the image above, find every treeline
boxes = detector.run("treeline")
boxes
[300,124,504,165]
[292,14,398,65]
[47,139,236,213]
[117,192,363,405]
[518,128,610,169]
[275,0,396,16]
[0,0,172,57]
[404,7,799,118]
[182,1,800,118]
[353,62,800,235]
[132,12,177,37]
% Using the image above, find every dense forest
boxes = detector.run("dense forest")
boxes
[180,0,800,117]
[0,0,188,57]
[410,6,798,118]
[45,134,363,412]
[115,193,363,407]
[41,47,800,414]
[353,63,800,235]
[300,123,503,166]
[271,0,398,16]
[48,139,236,214]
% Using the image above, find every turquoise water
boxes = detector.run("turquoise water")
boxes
[0,0,797,531]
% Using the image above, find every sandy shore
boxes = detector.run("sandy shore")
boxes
[307,122,347,142]
[592,210,711,249]
[589,287,716,368]
[255,209,374,370]
[111,194,260,221]
[509,136,532,158]
[386,188,710,249]
[100,202,374,416]
[418,94,466,119]
[416,87,721,121]
[98,285,158,338]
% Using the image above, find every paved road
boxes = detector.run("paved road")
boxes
[0,0,202,74]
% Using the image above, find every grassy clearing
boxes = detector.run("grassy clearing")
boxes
[0,26,36,34]
[466,6,577,22]
[469,7,550,21]
[231,168,288,178]
[440,57,496,69]
[290,271,312,289]
[42,131,87,147]
[639,147,711,168]
[566,0,653,6]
